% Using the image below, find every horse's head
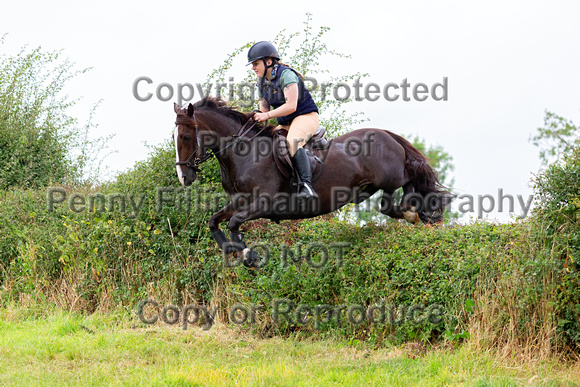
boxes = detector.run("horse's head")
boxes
[173,102,199,186]
[173,97,261,186]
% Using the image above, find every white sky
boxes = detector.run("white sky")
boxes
[2,0,579,222]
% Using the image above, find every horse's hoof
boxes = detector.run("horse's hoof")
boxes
[403,206,420,223]
[223,241,245,254]
[242,248,260,269]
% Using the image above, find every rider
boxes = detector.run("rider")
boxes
[248,41,319,201]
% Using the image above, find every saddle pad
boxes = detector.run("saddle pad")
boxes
[272,129,323,181]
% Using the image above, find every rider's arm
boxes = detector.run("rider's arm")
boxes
[259,98,270,113]
[254,84,298,122]
[267,83,298,118]
[254,70,299,122]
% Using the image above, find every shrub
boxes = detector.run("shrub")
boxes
[531,146,580,349]
[0,39,109,188]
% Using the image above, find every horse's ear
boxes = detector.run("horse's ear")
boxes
[173,102,180,114]
[187,103,194,117]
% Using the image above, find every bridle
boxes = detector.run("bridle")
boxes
[174,111,265,172]
[174,113,210,172]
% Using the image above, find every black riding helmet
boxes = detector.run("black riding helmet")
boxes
[246,41,279,66]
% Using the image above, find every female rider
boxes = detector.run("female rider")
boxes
[247,41,319,201]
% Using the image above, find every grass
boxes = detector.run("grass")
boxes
[0,307,579,386]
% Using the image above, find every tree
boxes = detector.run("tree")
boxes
[185,13,371,186]
[203,13,369,139]
[0,36,110,189]
[530,110,579,166]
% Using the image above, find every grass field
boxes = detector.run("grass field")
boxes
[0,308,579,386]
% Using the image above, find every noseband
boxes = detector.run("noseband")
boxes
[174,111,264,172]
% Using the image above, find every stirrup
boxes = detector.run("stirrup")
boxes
[298,183,318,199]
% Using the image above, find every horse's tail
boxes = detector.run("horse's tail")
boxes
[386,131,453,223]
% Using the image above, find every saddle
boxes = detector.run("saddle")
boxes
[272,127,328,182]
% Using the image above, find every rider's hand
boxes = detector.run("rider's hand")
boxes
[253,112,271,122]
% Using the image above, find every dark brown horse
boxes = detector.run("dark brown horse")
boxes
[173,97,451,267]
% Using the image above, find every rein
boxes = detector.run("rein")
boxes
[175,112,265,172]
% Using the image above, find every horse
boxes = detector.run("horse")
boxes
[173,97,451,267]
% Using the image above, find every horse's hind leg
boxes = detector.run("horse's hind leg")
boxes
[380,184,420,223]
[399,183,421,223]
[379,190,404,219]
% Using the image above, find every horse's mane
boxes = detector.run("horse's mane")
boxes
[194,96,275,136]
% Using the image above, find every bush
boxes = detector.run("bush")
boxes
[0,174,541,349]
[0,40,108,188]
[531,147,580,349]
[0,133,575,354]
[0,156,575,356]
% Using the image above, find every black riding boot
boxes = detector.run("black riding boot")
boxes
[291,147,318,200]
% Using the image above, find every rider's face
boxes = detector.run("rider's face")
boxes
[252,58,272,78]
[252,60,264,77]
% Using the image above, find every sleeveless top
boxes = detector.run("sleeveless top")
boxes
[259,64,318,125]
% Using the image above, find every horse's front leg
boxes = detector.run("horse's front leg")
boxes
[227,198,271,268]
[208,202,237,251]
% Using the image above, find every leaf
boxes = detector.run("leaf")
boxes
[465,299,475,313]
[558,319,570,327]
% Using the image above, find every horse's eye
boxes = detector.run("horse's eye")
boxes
[183,135,192,142]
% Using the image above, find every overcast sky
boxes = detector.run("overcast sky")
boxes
[2,0,579,222]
